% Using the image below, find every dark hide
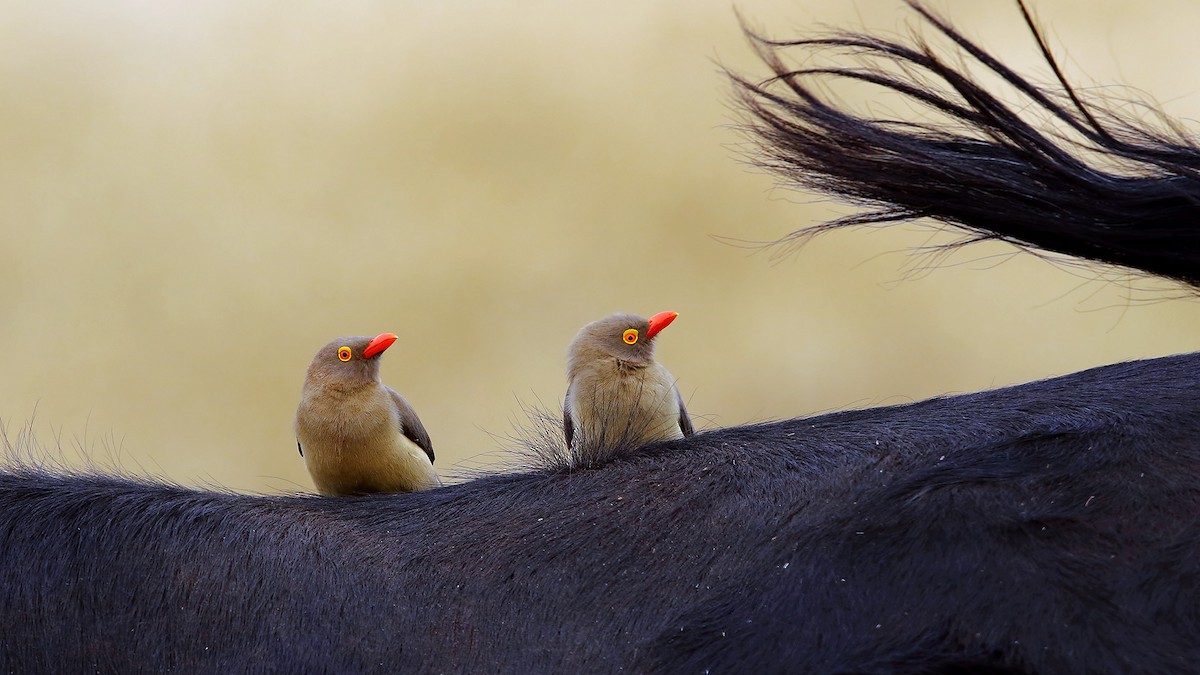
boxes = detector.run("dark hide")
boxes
[5,1,1200,672]
[4,352,1200,673]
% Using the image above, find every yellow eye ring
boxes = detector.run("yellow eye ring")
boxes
[337,346,352,362]
[622,329,639,345]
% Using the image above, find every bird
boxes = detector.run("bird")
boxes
[295,333,441,495]
[563,311,694,466]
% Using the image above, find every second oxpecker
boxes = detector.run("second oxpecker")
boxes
[564,311,694,467]
[295,333,442,495]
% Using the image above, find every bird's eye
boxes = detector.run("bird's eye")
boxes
[337,346,352,362]
[622,329,639,345]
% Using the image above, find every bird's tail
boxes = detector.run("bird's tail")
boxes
[733,0,1200,291]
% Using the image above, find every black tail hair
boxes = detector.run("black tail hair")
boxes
[733,0,1200,289]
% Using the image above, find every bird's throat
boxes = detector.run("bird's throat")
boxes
[614,358,646,373]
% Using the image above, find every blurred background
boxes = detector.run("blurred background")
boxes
[3,0,1200,493]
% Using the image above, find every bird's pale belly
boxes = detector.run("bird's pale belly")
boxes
[297,396,438,495]
[570,363,683,453]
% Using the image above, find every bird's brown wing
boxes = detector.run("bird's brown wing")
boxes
[563,391,575,448]
[677,388,695,437]
[387,387,435,464]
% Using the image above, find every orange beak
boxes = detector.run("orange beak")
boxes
[645,311,678,340]
[362,333,398,359]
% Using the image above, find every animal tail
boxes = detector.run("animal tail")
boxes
[732,0,1200,289]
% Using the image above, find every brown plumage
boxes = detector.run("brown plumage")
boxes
[295,333,441,495]
[564,311,693,467]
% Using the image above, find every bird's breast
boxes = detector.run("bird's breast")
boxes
[296,386,394,448]
[567,360,683,450]
[295,385,438,495]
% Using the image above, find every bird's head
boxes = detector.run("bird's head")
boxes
[568,311,678,370]
[303,333,398,389]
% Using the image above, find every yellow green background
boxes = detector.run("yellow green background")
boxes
[3,0,1198,493]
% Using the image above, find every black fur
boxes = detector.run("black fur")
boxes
[734,0,1200,289]
[3,353,1200,672]
[5,1,1200,672]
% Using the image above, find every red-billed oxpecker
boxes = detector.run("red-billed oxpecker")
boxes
[564,311,694,467]
[295,333,441,495]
